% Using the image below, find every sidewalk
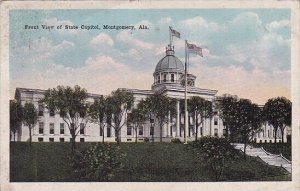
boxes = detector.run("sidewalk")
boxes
[233,143,292,173]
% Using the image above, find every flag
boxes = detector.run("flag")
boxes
[187,42,203,57]
[170,27,180,38]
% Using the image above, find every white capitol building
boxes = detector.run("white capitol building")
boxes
[12,45,288,143]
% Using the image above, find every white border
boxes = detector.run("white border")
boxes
[1,1,299,191]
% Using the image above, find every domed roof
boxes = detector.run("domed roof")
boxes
[155,48,184,73]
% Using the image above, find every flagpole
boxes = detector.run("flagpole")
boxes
[184,40,188,144]
[169,26,172,47]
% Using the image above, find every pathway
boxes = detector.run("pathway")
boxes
[233,143,292,173]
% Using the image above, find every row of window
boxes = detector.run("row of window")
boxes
[127,126,144,136]
[156,73,176,84]
[38,137,85,142]
[38,123,85,135]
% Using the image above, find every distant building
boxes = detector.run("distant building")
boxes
[12,45,288,143]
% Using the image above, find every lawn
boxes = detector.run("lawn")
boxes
[251,142,291,161]
[10,142,290,182]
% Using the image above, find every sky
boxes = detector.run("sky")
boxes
[9,9,291,105]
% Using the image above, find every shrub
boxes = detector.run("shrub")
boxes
[190,136,238,181]
[144,137,150,142]
[70,143,125,181]
[171,138,181,143]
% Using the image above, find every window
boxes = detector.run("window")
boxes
[127,126,132,135]
[80,138,85,142]
[200,127,203,136]
[38,137,43,142]
[107,127,111,137]
[171,74,175,82]
[214,128,218,137]
[39,122,44,134]
[60,138,64,142]
[127,139,132,142]
[214,111,218,115]
[163,74,167,82]
[150,126,154,136]
[49,108,55,117]
[223,129,227,136]
[60,123,64,134]
[150,118,154,124]
[138,126,143,135]
[38,104,44,116]
[158,75,161,83]
[214,117,218,125]
[80,123,85,135]
[49,123,54,134]
[49,138,54,142]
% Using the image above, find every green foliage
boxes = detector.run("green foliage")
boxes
[171,138,181,143]
[70,143,125,181]
[106,89,134,144]
[216,95,239,139]
[190,136,238,181]
[41,85,88,151]
[10,100,23,141]
[22,102,38,144]
[145,94,176,142]
[263,97,291,143]
[188,96,213,140]
[88,96,108,143]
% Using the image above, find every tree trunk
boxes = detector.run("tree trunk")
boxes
[13,133,16,147]
[274,127,278,144]
[115,129,120,144]
[70,129,76,153]
[29,127,32,146]
[209,118,212,136]
[243,139,247,160]
[135,126,138,144]
[102,128,105,143]
[280,126,285,143]
[160,123,163,143]
[195,114,198,141]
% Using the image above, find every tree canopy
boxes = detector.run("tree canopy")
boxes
[10,100,23,143]
[263,97,291,143]
[41,85,88,151]
[106,89,134,144]
[22,102,38,145]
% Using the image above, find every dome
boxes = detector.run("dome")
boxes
[154,48,184,73]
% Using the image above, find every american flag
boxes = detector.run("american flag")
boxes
[170,27,180,38]
[187,42,203,57]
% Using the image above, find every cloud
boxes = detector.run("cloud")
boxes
[117,30,154,50]
[266,20,290,31]
[90,33,114,47]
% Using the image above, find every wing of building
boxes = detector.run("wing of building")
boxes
[11,45,289,143]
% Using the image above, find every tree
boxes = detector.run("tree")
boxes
[41,85,89,152]
[22,102,38,145]
[10,100,23,144]
[217,95,239,141]
[127,101,148,143]
[190,137,237,181]
[263,97,291,143]
[188,96,213,141]
[88,96,108,143]
[145,94,176,142]
[106,89,134,144]
[234,99,262,159]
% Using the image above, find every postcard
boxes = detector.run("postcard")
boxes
[1,1,299,191]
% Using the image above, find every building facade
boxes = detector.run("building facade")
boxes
[12,45,289,143]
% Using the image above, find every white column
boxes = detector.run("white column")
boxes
[176,100,180,137]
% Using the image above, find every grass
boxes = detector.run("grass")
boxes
[250,142,291,161]
[10,142,290,182]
